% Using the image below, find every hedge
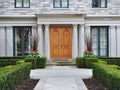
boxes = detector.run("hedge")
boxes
[106,59,120,66]
[76,57,86,68]
[37,57,47,68]
[93,60,120,90]
[76,57,97,68]
[98,57,120,66]
[0,62,32,90]
[85,58,98,68]
[25,57,47,69]
[25,58,37,69]
[0,57,25,67]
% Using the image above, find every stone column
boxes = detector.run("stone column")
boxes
[117,26,120,56]
[45,24,50,60]
[38,24,43,55]
[72,24,78,59]
[109,26,117,57]
[6,26,13,56]
[0,27,6,56]
[79,25,85,56]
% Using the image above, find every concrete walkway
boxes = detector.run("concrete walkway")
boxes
[30,66,92,90]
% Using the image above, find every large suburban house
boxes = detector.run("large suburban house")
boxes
[0,0,120,60]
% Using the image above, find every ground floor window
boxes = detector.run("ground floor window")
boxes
[13,26,32,56]
[91,26,109,57]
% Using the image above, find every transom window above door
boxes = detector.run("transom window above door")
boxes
[92,0,107,8]
[15,0,30,8]
[53,0,69,8]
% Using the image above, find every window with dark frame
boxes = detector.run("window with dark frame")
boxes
[13,27,32,56]
[92,0,107,8]
[91,26,109,57]
[15,0,30,8]
[53,0,69,8]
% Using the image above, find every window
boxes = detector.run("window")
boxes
[53,0,69,8]
[13,27,32,56]
[15,0,30,8]
[92,0,107,8]
[91,26,109,57]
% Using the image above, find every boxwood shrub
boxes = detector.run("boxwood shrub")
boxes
[76,57,97,68]
[93,60,120,90]
[0,62,32,90]
[86,58,98,68]
[76,57,86,68]
[0,57,25,67]
[99,57,120,66]
[25,58,37,69]
[36,57,47,68]
[25,57,47,69]
[106,59,120,66]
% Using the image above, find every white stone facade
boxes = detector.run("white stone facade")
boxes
[0,0,120,59]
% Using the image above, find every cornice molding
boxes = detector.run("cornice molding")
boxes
[86,15,120,18]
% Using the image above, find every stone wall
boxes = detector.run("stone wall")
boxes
[0,0,120,15]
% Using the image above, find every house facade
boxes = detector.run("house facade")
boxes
[0,0,120,60]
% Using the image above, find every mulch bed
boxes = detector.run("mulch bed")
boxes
[15,79,39,90]
[15,78,108,90]
[83,78,108,90]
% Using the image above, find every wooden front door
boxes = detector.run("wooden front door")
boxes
[50,26,72,59]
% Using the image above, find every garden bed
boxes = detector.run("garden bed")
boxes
[15,79,39,90]
[83,78,108,90]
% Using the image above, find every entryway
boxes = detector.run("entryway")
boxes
[50,25,72,59]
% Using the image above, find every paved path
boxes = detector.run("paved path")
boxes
[30,66,92,90]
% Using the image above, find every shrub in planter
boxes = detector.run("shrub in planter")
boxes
[36,57,47,68]
[25,58,37,69]
[76,57,86,68]
[86,58,98,68]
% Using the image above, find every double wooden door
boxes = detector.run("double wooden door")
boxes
[50,26,72,59]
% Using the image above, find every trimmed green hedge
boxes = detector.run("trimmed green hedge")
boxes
[25,57,47,69]
[0,57,25,67]
[106,59,120,66]
[37,57,47,68]
[98,57,120,66]
[93,60,120,90]
[0,62,32,90]
[86,58,98,68]
[25,58,37,69]
[99,57,120,59]
[76,57,86,68]
[76,57,97,68]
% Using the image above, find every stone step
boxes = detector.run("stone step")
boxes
[47,59,76,66]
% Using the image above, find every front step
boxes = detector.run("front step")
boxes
[47,59,76,66]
